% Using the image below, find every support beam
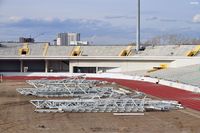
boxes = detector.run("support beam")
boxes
[96,67,98,73]
[20,60,23,72]
[45,60,48,73]
[69,61,74,73]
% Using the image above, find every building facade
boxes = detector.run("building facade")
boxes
[56,33,80,46]
[67,33,80,45]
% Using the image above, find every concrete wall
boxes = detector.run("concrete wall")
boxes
[69,60,172,73]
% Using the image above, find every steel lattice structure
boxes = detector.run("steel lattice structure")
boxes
[16,87,126,98]
[30,98,145,113]
[26,75,106,88]
[17,76,184,113]
[17,75,129,98]
[30,98,183,113]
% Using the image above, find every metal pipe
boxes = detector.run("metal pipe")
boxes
[136,0,140,51]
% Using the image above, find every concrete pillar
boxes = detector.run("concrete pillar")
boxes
[45,60,48,73]
[96,67,98,73]
[69,60,74,73]
[20,60,23,72]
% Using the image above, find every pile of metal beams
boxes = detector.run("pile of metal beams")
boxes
[17,75,183,113]
[26,75,106,88]
[30,98,182,113]
[16,87,124,98]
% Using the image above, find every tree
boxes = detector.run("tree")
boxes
[144,34,200,45]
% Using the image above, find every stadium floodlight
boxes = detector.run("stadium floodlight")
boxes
[136,0,140,51]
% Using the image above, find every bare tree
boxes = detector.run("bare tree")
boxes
[144,34,200,46]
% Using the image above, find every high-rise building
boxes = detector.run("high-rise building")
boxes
[68,33,80,45]
[56,33,80,46]
[56,33,68,46]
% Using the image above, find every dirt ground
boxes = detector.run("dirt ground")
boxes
[0,80,200,133]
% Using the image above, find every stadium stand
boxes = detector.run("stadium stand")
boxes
[80,46,130,56]
[0,43,23,56]
[186,45,200,56]
[118,46,133,56]
[149,64,200,87]
[0,43,49,56]
[71,46,81,56]
[27,43,46,56]
[1,43,200,57]
[46,46,74,56]
[123,70,149,76]
[197,52,200,56]
[138,45,196,56]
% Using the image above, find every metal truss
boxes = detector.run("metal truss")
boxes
[18,75,131,98]
[30,98,145,113]
[30,98,183,113]
[26,75,106,88]
[16,86,126,98]
[19,76,184,113]
[143,99,183,111]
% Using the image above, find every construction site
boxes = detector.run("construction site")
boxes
[1,0,200,132]
[0,41,200,133]
[0,74,199,133]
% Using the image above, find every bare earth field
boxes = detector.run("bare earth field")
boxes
[0,80,200,133]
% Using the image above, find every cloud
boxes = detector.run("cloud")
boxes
[160,19,178,22]
[104,15,135,20]
[177,27,192,31]
[146,17,188,24]
[0,0,4,7]
[0,17,135,44]
[193,14,200,23]
[1,16,199,44]
[190,1,199,5]
[145,16,158,21]
[4,18,111,33]
[9,16,23,22]
[145,17,180,23]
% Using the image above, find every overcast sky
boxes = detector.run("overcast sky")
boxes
[0,0,200,44]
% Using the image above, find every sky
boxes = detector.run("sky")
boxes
[0,0,200,44]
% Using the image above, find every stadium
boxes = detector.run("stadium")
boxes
[0,42,200,106]
[0,42,200,132]
[1,0,200,132]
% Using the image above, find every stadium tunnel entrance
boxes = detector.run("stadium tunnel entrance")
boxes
[0,60,70,73]
[0,60,20,72]
[73,66,96,73]
[73,66,119,73]
[48,60,69,72]
[22,60,45,72]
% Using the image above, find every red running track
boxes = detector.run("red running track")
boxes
[88,78,200,111]
[3,76,200,111]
